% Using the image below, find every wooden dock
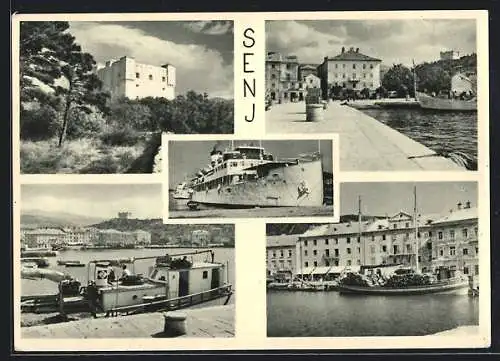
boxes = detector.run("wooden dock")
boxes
[21,304,234,338]
[266,101,464,171]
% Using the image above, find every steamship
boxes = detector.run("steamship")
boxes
[186,141,325,209]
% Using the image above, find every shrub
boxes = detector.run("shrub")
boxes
[20,104,60,141]
[100,126,141,147]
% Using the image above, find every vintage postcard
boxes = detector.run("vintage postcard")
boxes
[11,10,490,352]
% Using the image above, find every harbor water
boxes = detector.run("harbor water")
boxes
[359,108,478,166]
[21,247,235,297]
[267,290,479,337]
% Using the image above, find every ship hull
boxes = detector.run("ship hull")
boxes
[416,92,477,111]
[338,279,469,296]
[191,159,324,207]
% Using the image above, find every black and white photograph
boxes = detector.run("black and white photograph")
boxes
[265,19,479,171]
[266,181,481,338]
[165,136,336,219]
[18,183,235,339]
[16,18,234,174]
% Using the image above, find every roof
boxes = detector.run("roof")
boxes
[327,48,381,62]
[299,64,318,69]
[432,207,478,224]
[267,234,298,248]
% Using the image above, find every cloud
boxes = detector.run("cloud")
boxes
[184,20,233,35]
[68,22,233,97]
[266,20,476,67]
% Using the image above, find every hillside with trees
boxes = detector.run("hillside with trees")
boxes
[379,54,477,97]
[91,218,235,246]
[19,21,234,174]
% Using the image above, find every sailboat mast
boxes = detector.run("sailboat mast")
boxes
[358,195,364,265]
[414,185,419,272]
[412,59,417,98]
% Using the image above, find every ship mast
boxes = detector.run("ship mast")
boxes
[412,59,417,99]
[413,185,420,272]
[358,195,364,265]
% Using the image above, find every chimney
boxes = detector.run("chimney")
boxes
[356,47,359,53]
[457,202,462,210]
[465,201,471,209]
[341,46,345,54]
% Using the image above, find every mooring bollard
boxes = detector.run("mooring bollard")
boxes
[306,103,324,122]
[163,311,187,336]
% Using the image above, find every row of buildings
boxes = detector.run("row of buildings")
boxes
[21,226,152,249]
[96,56,176,101]
[267,201,478,280]
[266,46,382,102]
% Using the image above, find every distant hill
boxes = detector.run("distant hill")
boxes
[21,209,106,227]
[91,218,235,246]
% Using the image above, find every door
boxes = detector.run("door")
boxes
[211,268,220,289]
[178,270,189,297]
[168,271,179,299]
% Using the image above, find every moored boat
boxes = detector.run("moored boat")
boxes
[416,92,477,111]
[172,182,194,200]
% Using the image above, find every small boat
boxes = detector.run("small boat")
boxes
[64,261,86,267]
[415,91,477,111]
[22,257,50,268]
[172,182,194,200]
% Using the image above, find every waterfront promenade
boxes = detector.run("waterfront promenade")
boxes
[21,304,234,338]
[266,101,464,171]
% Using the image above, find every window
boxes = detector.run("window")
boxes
[406,244,412,253]
[347,248,351,254]
[405,222,409,228]
[474,227,478,235]
[149,74,153,80]
[463,248,469,255]
[428,231,433,237]
[463,266,469,274]
[335,238,339,245]
[450,246,456,256]
[271,74,276,79]
[280,250,284,257]
[475,265,479,275]
[393,224,397,229]
[363,64,366,69]
[162,76,166,82]
[347,260,352,266]
[271,64,275,69]
[439,249,444,256]
[304,240,308,246]
[346,237,351,244]
[357,237,361,243]
[162,88,165,91]
[136,84,139,87]
[135,72,140,78]
[314,261,318,267]
[313,250,317,256]
[335,64,338,69]
[288,250,292,257]
[202,271,208,279]
[476,247,479,254]
[463,228,468,238]
[342,73,346,78]
[357,247,361,254]
[382,235,386,241]
[272,251,276,257]
[325,239,329,245]
[450,230,455,239]
[393,245,399,254]
[371,235,375,242]
[438,231,443,240]
[382,245,387,252]
[305,262,309,267]
[304,250,308,256]
[353,73,356,79]
[353,64,356,69]
[370,64,374,69]
[313,240,317,246]
[325,249,330,256]
[334,249,339,256]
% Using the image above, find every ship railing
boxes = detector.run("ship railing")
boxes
[104,284,233,317]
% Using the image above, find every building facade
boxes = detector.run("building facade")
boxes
[317,47,382,99]
[191,230,210,246]
[268,201,478,279]
[265,52,306,102]
[266,234,298,278]
[440,50,460,61]
[97,56,176,101]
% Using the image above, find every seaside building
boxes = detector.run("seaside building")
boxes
[133,229,152,245]
[23,228,68,248]
[191,230,210,247]
[451,72,477,95]
[267,201,478,279]
[266,234,298,279]
[317,47,382,99]
[96,56,176,101]
[265,52,305,102]
[298,64,318,80]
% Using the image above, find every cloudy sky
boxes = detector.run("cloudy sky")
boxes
[340,182,477,217]
[68,20,234,98]
[168,139,333,188]
[266,19,476,67]
[21,184,162,219]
